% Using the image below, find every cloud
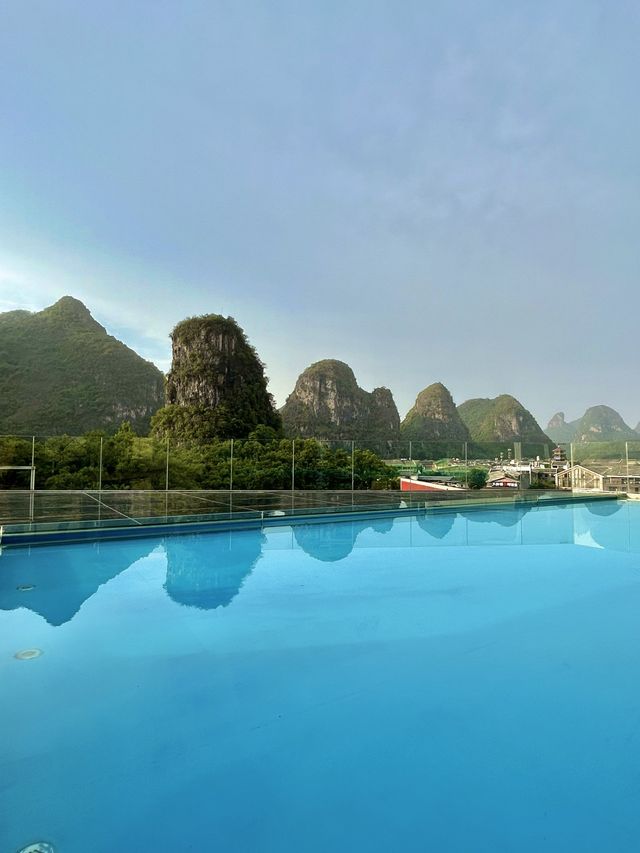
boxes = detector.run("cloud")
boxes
[0,264,64,312]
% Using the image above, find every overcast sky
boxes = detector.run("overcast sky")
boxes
[1,1,638,426]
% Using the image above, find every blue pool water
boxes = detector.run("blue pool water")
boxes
[2,500,640,852]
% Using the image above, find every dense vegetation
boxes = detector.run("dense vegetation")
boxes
[152,314,281,442]
[0,296,164,434]
[0,423,398,490]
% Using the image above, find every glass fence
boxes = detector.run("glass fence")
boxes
[0,434,553,488]
[0,435,638,491]
[0,433,637,525]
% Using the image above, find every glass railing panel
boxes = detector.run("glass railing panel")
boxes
[0,429,634,532]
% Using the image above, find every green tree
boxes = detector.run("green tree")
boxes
[467,468,488,489]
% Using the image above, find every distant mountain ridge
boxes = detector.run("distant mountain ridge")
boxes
[0,296,165,434]
[3,296,636,449]
[546,406,639,444]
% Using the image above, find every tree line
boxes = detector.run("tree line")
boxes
[0,423,399,491]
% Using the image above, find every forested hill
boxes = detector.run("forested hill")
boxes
[401,382,470,443]
[0,296,165,435]
[457,395,551,446]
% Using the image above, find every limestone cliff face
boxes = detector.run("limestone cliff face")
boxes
[458,395,551,445]
[154,314,280,441]
[401,382,470,443]
[166,319,243,408]
[368,387,401,437]
[280,359,400,446]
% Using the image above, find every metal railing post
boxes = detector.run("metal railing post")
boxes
[229,438,234,513]
[98,437,103,495]
[165,437,170,492]
[351,440,355,501]
[626,441,630,494]
[464,441,468,489]
[291,439,295,509]
[570,443,574,490]
[30,436,35,523]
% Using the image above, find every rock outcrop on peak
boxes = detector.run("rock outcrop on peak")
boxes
[280,359,400,450]
[0,296,164,434]
[401,382,470,445]
[152,314,281,442]
[458,395,551,447]
[546,412,575,444]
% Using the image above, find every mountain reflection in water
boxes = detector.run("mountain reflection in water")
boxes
[293,518,394,562]
[164,530,264,609]
[0,538,155,626]
[0,500,630,626]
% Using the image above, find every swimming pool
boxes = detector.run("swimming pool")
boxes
[2,499,640,852]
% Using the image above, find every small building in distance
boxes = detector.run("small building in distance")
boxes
[556,463,640,494]
[552,446,568,466]
[399,475,464,492]
[486,470,521,489]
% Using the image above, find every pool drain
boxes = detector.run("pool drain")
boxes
[14,649,43,661]
[16,584,35,591]
[17,843,55,853]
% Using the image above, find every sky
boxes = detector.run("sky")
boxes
[1,0,639,427]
